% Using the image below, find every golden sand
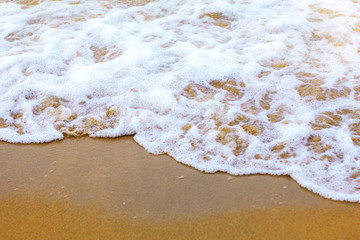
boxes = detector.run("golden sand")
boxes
[0,137,359,239]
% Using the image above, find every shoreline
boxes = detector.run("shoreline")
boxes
[1,136,359,239]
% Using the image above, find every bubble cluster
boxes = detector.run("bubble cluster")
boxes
[1,0,360,201]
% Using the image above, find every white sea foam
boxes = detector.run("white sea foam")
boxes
[1,0,360,202]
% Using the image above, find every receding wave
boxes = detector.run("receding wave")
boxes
[1,0,360,202]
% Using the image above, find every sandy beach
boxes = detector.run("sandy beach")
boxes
[1,136,359,239]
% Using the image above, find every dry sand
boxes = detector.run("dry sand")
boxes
[0,136,359,239]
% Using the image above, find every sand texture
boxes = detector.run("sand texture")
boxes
[1,137,359,239]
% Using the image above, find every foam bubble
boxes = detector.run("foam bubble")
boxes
[0,0,360,202]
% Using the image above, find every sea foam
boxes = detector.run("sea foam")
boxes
[1,0,360,202]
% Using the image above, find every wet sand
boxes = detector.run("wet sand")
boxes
[1,136,359,239]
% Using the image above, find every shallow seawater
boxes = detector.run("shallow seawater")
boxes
[0,0,360,202]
